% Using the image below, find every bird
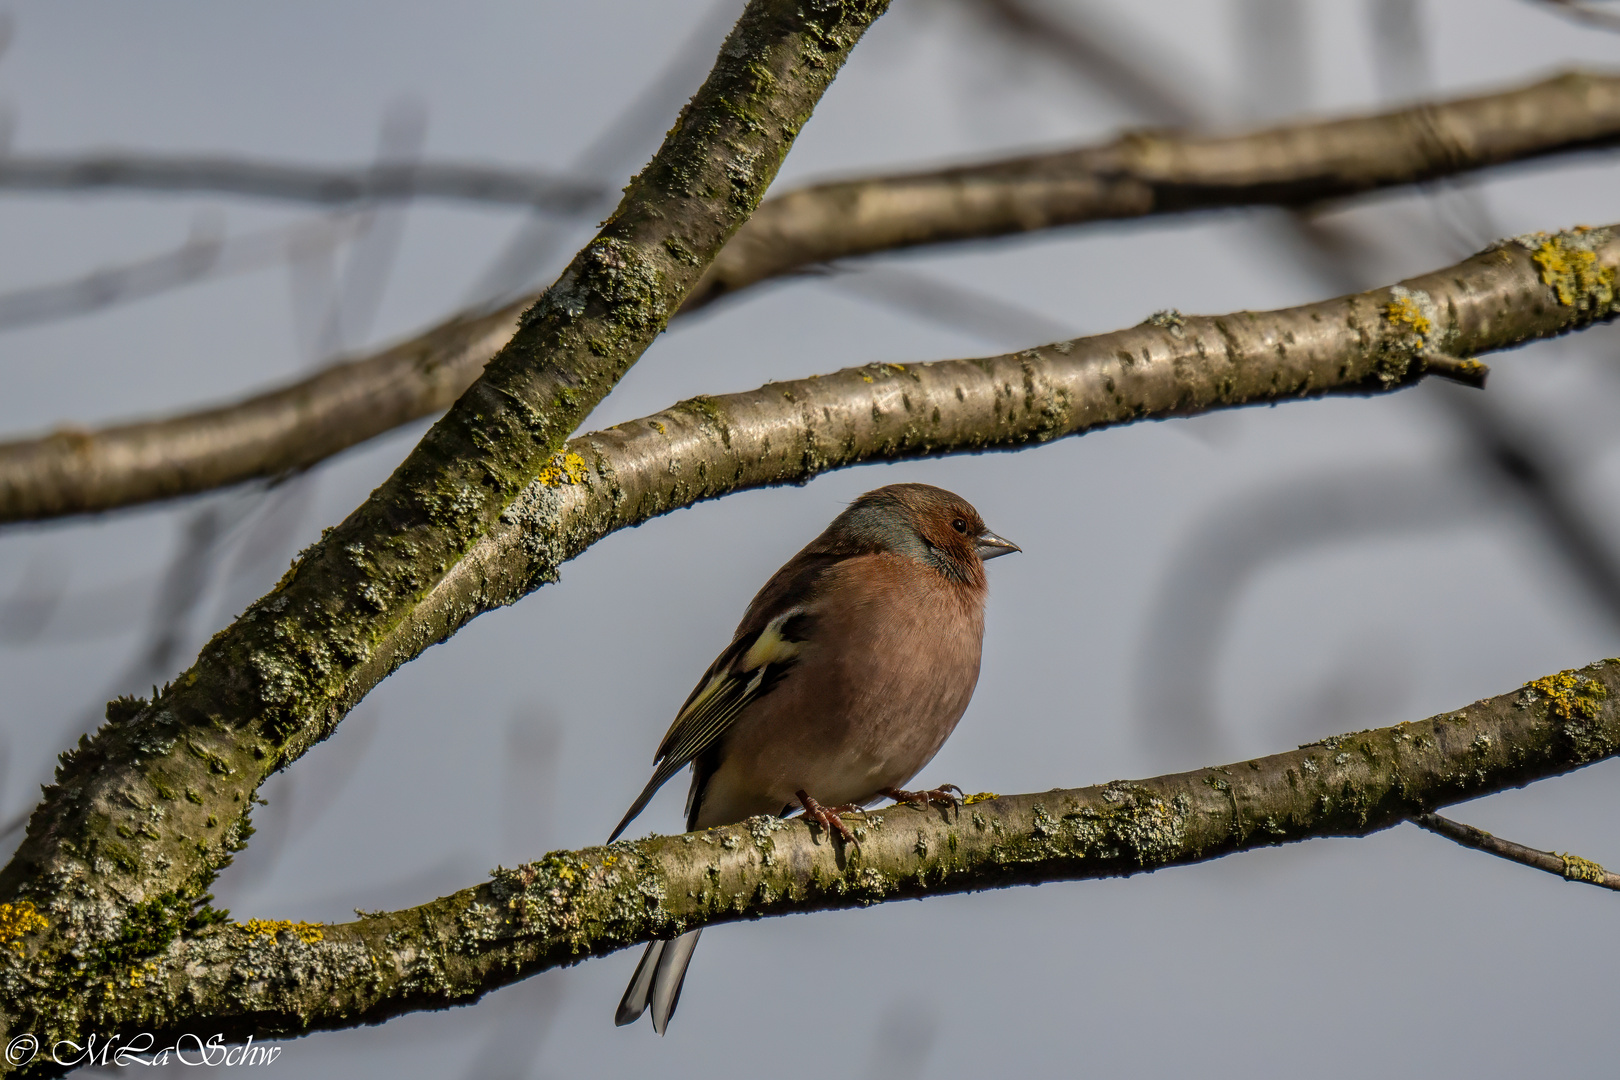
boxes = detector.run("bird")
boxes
[608,482,1019,1033]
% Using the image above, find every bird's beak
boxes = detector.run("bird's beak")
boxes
[976,529,1020,560]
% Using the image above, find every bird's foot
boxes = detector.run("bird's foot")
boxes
[881,784,963,811]
[796,789,864,853]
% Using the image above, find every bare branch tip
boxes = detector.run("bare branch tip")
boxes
[1414,811,1620,891]
[1422,352,1490,389]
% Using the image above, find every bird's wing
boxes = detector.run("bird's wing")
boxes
[607,606,811,842]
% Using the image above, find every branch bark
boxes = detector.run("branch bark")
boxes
[0,0,890,1059]
[4,71,1620,523]
[9,656,1618,1063]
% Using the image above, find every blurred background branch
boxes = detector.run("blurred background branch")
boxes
[0,154,601,211]
[0,211,363,332]
[1528,0,1620,31]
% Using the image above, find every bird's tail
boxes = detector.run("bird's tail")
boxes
[615,929,701,1033]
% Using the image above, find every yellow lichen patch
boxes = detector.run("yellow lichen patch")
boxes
[962,792,1000,805]
[1560,852,1608,884]
[1523,669,1609,721]
[237,918,324,945]
[1384,294,1432,339]
[1532,234,1617,311]
[0,900,47,952]
[536,450,589,488]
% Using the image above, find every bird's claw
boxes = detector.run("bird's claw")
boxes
[796,789,863,853]
[881,784,963,811]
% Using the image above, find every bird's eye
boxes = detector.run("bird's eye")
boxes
[951,518,968,535]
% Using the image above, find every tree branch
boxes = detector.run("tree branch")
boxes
[9,657,1617,1059]
[4,71,1620,523]
[682,70,1620,310]
[0,0,890,1058]
[1413,812,1620,889]
[0,155,603,210]
[410,225,1619,675]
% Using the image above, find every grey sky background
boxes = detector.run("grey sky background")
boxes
[2,1,1619,1076]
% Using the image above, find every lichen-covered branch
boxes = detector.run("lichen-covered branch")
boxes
[5,71,1620,523]
[0,155,603,210]
[1413,812,1620,889]
[8,657,1616,1063]
[397,225,1619,679]
[0,0,889,1057]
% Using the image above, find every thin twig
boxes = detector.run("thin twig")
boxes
[466,0,743,304]
[1413,813,1620,890]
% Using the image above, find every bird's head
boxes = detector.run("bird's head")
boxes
[828,483,1019,586]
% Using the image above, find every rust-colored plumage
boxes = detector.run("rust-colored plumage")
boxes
[610,483,1018,1032]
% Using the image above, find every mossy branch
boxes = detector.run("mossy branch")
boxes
[8,657,1617,1064]
[4,70,1620,523]
[0,0,890,1055]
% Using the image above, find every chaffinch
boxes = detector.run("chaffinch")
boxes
[609,482,1018,1032]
